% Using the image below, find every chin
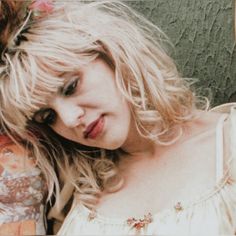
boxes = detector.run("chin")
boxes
[101,139,125,150]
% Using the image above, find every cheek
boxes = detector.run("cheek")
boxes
[52,124,69,139]
[119,100,132,126]
[105,114,131,148]
[51,119,67,135]
[52,123,80,143]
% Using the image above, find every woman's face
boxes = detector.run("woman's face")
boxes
[33,58,132,150]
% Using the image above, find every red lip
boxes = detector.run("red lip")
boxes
[83,116,104,139]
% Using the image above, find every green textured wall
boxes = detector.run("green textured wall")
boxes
[128,0,236,106]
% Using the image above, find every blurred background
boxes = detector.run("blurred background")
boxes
[128,0,236,106]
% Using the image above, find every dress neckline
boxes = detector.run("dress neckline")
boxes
[75,111,232,225]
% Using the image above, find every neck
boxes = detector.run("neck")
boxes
[121,123,156,156]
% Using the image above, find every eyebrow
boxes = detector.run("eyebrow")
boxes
[56,70,83,94]
[59,70,82,76]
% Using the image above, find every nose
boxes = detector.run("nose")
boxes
[51,97,84,128]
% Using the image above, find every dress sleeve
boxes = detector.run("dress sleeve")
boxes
[210,103,236,180]
[228,105,236,180]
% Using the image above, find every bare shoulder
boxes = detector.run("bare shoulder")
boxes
[176,109,229,199]
[184,109,226,135]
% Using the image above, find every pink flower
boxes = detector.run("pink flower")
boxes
[29,0,54,14]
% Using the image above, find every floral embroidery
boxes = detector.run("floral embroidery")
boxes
[174,202,183,212]
[29,0,54,14]
[226,177,233,185]
[127,213,153,231]
[88,209,97,221]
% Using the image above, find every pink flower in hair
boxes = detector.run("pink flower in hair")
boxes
[29,0,54,14]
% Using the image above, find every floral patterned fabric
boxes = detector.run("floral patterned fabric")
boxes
[0,140,47,236]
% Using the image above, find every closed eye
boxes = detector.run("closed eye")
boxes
[33,108,56,125]
[61,77,80,96]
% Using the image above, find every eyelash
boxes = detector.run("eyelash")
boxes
[61,77,79,96]
[33,77,80,125]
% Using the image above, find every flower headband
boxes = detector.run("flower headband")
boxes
[0,0,54,64]
[29,0,54,15]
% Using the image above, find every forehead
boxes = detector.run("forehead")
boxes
[27,57,98,105]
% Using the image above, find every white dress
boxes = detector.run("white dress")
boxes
[57,104,236,235]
